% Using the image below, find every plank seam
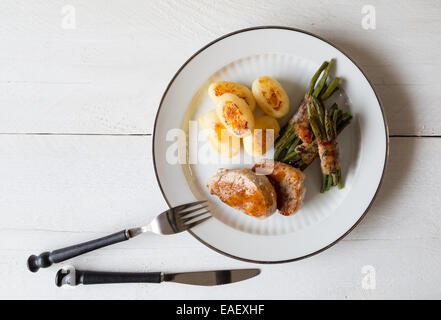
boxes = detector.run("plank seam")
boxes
[389,135,441,138]
[0,133,439,138]
[0,133,151,136]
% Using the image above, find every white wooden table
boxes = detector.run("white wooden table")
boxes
[1,0,440,300]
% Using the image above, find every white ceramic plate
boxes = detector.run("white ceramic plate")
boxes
[153,27,388,263]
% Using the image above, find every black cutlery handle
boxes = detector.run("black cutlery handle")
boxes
[56,269,162,286]
[27,230,129,273]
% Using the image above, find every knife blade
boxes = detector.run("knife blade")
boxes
[163,269,261,286]
[56,266,260,287]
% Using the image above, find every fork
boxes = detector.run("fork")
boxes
[27,200,210,272]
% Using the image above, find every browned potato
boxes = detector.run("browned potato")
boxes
[215,93,255,138]
[252,76,290,118]
[208,81,256,111]
[199,109,240,158]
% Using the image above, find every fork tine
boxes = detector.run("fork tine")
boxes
[179,205,209,217]
[181,210,211,223]
[173,200,207,212]
[184,215,212,230]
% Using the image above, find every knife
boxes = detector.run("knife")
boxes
[55,266,260,287]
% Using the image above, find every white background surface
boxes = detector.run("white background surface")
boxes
[0,0,440,299]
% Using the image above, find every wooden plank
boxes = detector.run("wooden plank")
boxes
[0,135,440,298]
[1,238,440,299]
[0,0,440,135]
[0,135,166,232]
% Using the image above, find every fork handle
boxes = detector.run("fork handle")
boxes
[27,230,129,273]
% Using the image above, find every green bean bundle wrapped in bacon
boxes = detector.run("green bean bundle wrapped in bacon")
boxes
[274,59,352,192]
[275,59,350,168]
[307,102,344,192]
[275,61,332,154]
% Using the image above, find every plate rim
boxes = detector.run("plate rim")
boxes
[152,26,390,264]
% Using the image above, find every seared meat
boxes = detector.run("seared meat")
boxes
[252,160,305,216]
[289,95,315,144]
[295,141,319,166]
[206,168,277,218]
[317,140,340,175]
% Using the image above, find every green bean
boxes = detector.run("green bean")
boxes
[285,137,301,155]
[308,61,329,95]
[325,110,334,141]
[311,95,325,126]
[326,174,332,191]
[318,83,328,99]
[274,148,285,162]
[337,115,353,135]
[308,102,327,139]
[329,103,338,116]
[274,148,283,161]
[309,118,323,142]
[275,125,294,149]
[307,104,323,141]
[278,123,294,140]
[274,130,297,160]
[320,77,340,100]
[338,169,343,189]
[283,152,300,162]
[337,112,352,125]
[274,132,295,159]
[281,137,301,162]
[313,59,335,97]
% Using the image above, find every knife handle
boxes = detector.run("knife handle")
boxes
[56,268,162,286]
[27,230,129,273]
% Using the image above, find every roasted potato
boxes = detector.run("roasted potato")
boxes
[215,93,255,138]
[208,81,256,111]
[252,76,290,118]
[199,109,241,158]
[243,115,280,156]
